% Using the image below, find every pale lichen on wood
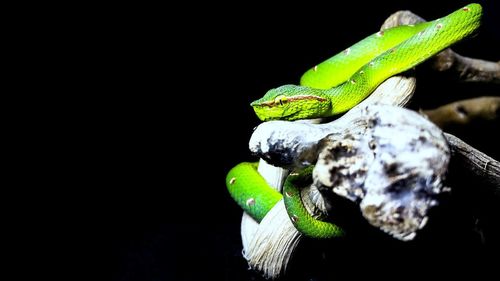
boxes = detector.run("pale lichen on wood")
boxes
[314,106,450,241]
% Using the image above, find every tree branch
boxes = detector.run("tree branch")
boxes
[444,133,500,190]
[422,96,500,128]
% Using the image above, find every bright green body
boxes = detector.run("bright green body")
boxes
[226,163,344,238]
[283,168,344,238]
[251,4,482,121]
[226,162,282,222]
[228,4,482,238]
[300,24,429,90]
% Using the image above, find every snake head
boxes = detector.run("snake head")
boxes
[250,85,332,121]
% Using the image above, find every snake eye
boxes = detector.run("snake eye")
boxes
[274,95,288,106]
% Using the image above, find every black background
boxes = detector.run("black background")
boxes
[104,1,499,280]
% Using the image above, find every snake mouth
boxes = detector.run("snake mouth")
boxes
[251,95,327,108]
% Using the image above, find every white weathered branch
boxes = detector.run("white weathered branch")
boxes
[239,9,499,280]
[314,105,450,240]
[251,105,452,240]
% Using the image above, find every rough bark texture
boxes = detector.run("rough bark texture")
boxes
[444,133,500,190]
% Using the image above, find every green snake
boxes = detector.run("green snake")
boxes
[226,4,482,238]
[226,163,345,238]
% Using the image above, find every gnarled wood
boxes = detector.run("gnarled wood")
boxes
[239,9,499,280]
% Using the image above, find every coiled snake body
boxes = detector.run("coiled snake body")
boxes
[227,4,482,238]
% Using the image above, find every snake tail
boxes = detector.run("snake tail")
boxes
[283,169,345,238]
